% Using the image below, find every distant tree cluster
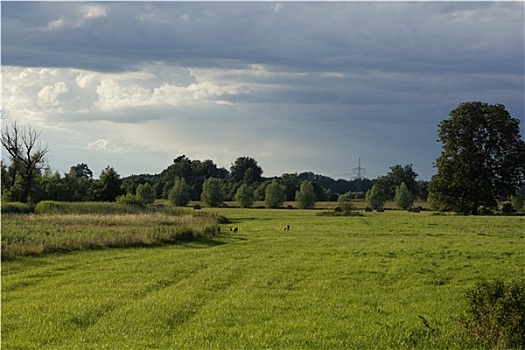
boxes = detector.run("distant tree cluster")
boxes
[1,159,126,204]
[3,101,524,214]
[364,164,419,210]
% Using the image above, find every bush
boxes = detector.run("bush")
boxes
[265,180,285,209]
[35,200,67,214]
[394,182,414,210]
[366,184,386,210]
[216,215,230,224]
[511,194,524,210]
[116,194,146,207]
[478,206,495,215]
[295,181,317,209]
[337,198,357,214]
[169,179,191,207]
[235,184,255,208]
[462,279,525,349]
[1,202,35,214]
[336,195,349,203]
[201,177,225,208]
[136,183,156,204]
[500,202,514,214]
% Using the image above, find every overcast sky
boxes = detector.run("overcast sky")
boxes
[2,1,524,180]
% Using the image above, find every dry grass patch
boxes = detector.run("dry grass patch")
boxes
[1,213,220,258]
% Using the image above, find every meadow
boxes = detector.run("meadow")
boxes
[2,207,524,349]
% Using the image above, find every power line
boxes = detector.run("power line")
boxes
[353,157,366,192]
[353,157,366,179]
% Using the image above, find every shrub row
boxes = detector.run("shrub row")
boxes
[31,201,186,216]
[1,201,189,216]
[1,202,35,214]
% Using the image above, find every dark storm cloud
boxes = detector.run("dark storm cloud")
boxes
[1,1,523,179]
[4,2,522,73]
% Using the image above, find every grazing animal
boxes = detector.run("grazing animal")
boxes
[284,224,290,231]
[232,227,238,233]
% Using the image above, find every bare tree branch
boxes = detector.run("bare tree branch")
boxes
[1,121,49,202]
[0,108,8,120]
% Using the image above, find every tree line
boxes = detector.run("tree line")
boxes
[0,150,425,209]
[2,101,525,214]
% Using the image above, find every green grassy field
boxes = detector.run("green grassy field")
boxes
[2,208,524,349]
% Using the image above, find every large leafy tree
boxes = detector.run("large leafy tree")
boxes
[169,178,190,207]
[37,169,65,202]
[366,184,386,209]
[69,163,93,180]
[201,177,225,207]
[235,183,255,208]
[394,182,413,210]
[265,179,285,208]
[376,164,419,200]
[136,183,156,204]
[63,163,93,201]
[429,102,525,214]
[192,159,229,198]
[281,173,300,201]
[296,181,317,209]
[230,156,263,184]
[92,166,125,202]
[159,156,227,200]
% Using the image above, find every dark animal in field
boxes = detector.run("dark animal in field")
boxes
[284,224,290,231]
[230,227,238,233]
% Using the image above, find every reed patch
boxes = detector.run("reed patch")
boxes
[1,213,221,258]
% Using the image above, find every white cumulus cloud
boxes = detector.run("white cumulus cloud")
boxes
[86,138,124,153]
[37,82,69,107]
[40,3,107,31]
